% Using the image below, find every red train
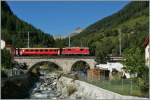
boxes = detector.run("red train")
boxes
[15,47,90,56]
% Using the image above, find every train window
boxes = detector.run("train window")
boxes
[40,50,43,52]
[80,49,84,51]
[68,49,71,51]
[35,50,38,52]
[45,49,48,52]
[26,50,29,51]
[49,50,51,51]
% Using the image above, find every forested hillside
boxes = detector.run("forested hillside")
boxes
[58,1,149,62]
[1,1,55,48]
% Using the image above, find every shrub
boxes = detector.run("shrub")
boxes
[139,78,149,95]
[67,85,77,96]
[1,70,8,78]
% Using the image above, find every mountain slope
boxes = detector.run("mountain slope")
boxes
[73,1,148,38]
[61,1,149,60]
[1,1,55,48]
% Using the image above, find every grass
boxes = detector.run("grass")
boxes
[64,74,149,98]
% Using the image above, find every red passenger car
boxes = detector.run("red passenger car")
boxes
[61,47,89,55]
[16,48,60,56]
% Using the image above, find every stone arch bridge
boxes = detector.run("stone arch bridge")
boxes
[14,56,97,73]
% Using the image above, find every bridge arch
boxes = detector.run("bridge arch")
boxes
[28,61,62,72]
[71,60,90,72]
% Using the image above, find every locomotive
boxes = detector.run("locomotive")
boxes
[15,47,89,56]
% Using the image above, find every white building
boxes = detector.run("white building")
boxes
[1,40,5,49]
[144,37,149,67]
[96,62,130,78]
[96,62,123,72]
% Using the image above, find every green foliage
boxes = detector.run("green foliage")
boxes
[122,47,149,94]
[138,66,149,94]
[122,47,145,74]
[1,1,55,48]
[1,70,8,78]
[138,77,149,94]
[1,49,12,69]
[56,1,149,64]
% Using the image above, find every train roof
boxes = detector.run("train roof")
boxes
[62,47,89,49]
[17,47,89,49]
[18,48,60,49]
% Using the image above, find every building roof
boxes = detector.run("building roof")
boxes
[96,62,123,72]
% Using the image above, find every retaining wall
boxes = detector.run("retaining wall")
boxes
[61,77,148,99]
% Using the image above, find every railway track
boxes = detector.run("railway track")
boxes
[14,56,96,59]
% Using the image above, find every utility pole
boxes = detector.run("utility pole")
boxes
[118,29,122,56]
[28,31,30,48]
[80,40,82,47]
[69,35,70,47]
[59,35,61,40]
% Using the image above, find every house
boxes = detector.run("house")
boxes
[96,62,123,73]
[144,37,149,67]
[96,62,131,79]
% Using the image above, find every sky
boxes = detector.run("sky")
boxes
[7,1,129,37]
